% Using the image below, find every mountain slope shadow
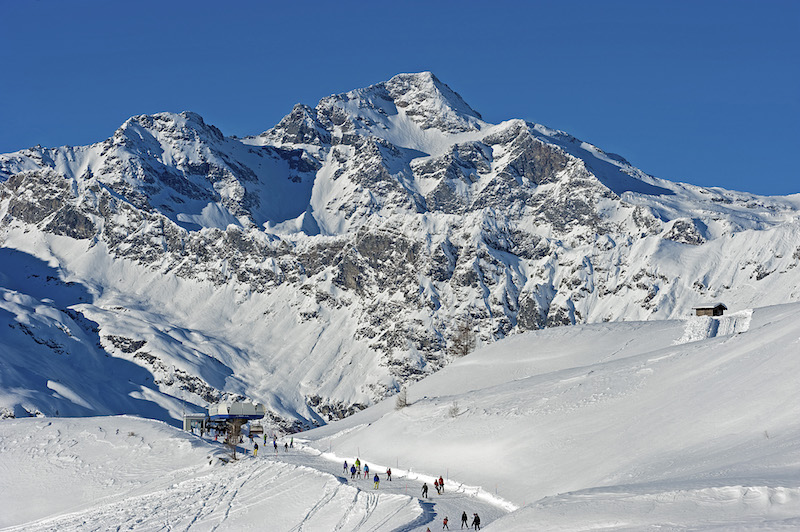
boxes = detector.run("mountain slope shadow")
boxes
[0,248,192,425]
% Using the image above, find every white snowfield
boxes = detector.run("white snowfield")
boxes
[0,417,425,531]
[2,303,799,530]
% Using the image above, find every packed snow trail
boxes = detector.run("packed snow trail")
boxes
[0,418,419,531]
[0,417,509,531]
[251,436,512,531]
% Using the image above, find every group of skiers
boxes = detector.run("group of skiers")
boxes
[430,512,479,530]
[249,432,295,457]
[338,463,485,528]
[255,443,485,528]
[420,475,446,497]
[343,458,392,489]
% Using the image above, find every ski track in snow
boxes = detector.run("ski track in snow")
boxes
[265,440,510,531]
[1,434,508,531]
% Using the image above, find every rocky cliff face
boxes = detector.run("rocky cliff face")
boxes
[2,72,799,426]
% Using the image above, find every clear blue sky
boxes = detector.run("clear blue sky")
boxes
[1,0,797,195]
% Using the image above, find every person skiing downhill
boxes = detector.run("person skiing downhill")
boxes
[443,516,449,529]
[355,458,361,472]
[422,483,428,498]
[343,460,348,473]
[434,479,439,494]
[253,442,258,457]
[439,476,445,493]
[373,474,380,489]
[471,513,481,530]
[461,512,468,529]
[350,465,357,479]
[386,467,392,481]
[364,464,369,479]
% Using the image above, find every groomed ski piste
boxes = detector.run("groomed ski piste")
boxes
[2,302,799,531]
[0,418,507,531]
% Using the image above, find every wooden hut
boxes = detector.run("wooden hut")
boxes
[692,303,727,317]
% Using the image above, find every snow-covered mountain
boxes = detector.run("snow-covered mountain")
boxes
[1,72,799,426]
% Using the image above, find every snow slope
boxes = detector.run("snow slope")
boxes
[298,303,800,530]
[1,304,797,530]
[0,416,423,531]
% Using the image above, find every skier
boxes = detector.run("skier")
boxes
[350,465,357,479]
[284,442,288,452]
[364,464,369,479]
[443,516,449,530]
[386,467,392,481]
[373,473,380,489]
[439,476,445,493]
[434,478,440,494]
[290,437,294,448]
[254,442,258,457]
[471,513,480,530]
[422,482,428,498]
[461,512,468,529]
[355,458,361,472]
[263,433,267,445]
[273,440,278,454]
[343,460,348,473]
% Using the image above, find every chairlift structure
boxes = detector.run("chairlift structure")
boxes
[208,402,266,421]
[183,402,266,458]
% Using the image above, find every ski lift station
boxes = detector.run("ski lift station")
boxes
[183,402,266,432]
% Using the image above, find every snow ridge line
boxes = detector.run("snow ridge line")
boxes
[295,441,520,512]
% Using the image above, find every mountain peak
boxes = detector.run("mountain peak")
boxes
[314,72,484,135]
[383,71,483,132]
[386,71,481,118]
